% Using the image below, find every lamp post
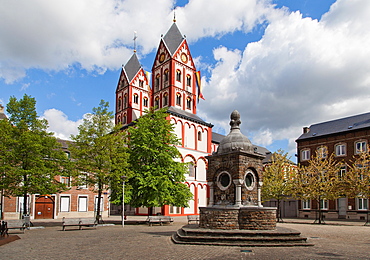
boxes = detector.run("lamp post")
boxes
[121,175,127,227]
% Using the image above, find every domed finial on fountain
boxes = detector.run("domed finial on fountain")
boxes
[230,110,241,130]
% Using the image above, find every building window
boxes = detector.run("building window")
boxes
[143,97,148,107]
[355,141,367,154]
[155,75,160,91]
[186,75,191,86]
[78,196,88,212]
[244,170,255,191]
[176,93,181,106]
[176,70,181,82]
[64,151,70,159]
[188,163,195,177]
[139,80,143,88]
[217,171,231,190]
[118,98,122,110]
[198,131,202,141]
[302,200,310,209]
[124,94,128,108]
[358,198,368,210]
[123,114,127,124]
[60,176,70,187]
[320,199,328,210]
[133,94,139,104]
[60,196,70,212]
[155,97,159,108]
[186,97,191,110]
[164,70,169,82]
[335,144,346,156]
[163,94,168,106]
[301,149,310,161]
[338,166,346,179]
[317,146,327,159]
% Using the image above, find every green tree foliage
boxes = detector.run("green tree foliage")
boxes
[262,149,295,222]
[344,148,370,224]
[293,152,341,223]
[0,94,71,216]
[70,100,130,223]
[127,108,193,209]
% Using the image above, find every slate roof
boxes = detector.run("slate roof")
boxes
[124,53,141,82]
[167,106,213,127]
[296,112,370,141]
[163,23,184,55]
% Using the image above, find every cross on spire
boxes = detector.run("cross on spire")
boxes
[133,31,137,53]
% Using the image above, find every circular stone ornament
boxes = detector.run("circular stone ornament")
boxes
[217,171,232,190]
[244,170,255,190]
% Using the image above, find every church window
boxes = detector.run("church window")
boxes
[155,75,160,91]
[176,70,181,82]
[164,70,169,82]
[117,116,121,125]
[133,94,139,104]
[155,97,159,108]
[197,131,202,141]
[139,80,144,88]
[123,114,127,124]
[143,97,148,107]
[188,163,195,177]
[124,94,128,108]
[186,75,191,86]
[163,93,168,106]
[186,97,191,110]
[118,98,122,110]
[176,93,181,106]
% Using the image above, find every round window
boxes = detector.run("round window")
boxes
[217,171,231,190]
[244,170,255,190]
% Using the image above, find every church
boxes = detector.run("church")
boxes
[115,21,270,216]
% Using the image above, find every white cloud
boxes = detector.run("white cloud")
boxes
[41,109,83,140]
[199,0,370,154]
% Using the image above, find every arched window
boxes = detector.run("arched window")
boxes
[139,80,144,88]
[118,97,122,110]
[176,70,181,82]
[186,75,191,86]
[133,94,139,104]
[198,131,202,141]
[163,93,168,106]
[155,74,160,91]
[164,70,169,82]
[155,97,160,108]
[186,97,191,110]
[176,93,181,106]
[117,116,121,125]
[123,114,127,124]
[123,94,128,108]
[143,97,148,107]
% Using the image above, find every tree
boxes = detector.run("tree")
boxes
[127,108,193,213]
[0,94,71,216]
[345,148,370,225]
[262,149,295,222]
[293,152,342,224]
[70,100,130,223]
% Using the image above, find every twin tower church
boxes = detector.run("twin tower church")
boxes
[116,21,270,216]
[116,21,215,215]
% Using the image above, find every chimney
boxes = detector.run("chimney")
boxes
[303,127,310,134]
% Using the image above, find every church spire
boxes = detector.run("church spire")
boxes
[133,31,137,53]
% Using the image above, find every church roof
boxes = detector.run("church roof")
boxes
[167,106,213,127]
[124,53,141,82]
[163,23,184,55]
[296,111,370,141]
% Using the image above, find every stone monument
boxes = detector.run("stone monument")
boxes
[199,110,276,230]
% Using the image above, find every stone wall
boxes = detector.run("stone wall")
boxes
[199,206,276,230]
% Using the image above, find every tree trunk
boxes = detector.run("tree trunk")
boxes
[96,186,102,224]
[276,199,284,222]
[22,192,28,217]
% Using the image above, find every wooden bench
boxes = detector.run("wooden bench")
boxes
[146,216,174,226]
[187,215,200,224]
[5,220,27,234]
[62,217,97,231]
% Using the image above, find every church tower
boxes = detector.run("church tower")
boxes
[151,22,197,114]
[115,53,150,125]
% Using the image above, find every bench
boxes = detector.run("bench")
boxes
[5,220,27,234]
[62,217,97,231]
[146,216,174,226]
[187,215,200,224]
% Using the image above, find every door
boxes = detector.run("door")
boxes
[35,196,54,219]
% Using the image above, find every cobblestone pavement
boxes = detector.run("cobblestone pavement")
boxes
[1,217,370,260]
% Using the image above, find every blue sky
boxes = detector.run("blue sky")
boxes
[1,0,369,161]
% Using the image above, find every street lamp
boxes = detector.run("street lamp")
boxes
[121,175,127,227]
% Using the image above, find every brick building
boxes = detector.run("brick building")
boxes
[296,112,370,220]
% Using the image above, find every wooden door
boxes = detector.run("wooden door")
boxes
[35,196,54,219]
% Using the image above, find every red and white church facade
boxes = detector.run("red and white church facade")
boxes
[115,22,216,216]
